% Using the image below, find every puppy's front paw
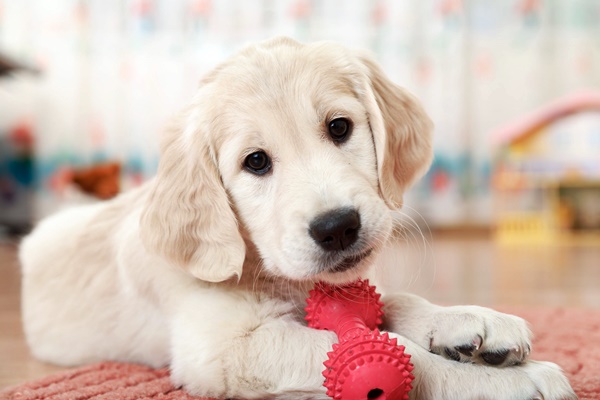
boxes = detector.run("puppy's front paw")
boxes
[410,358,577,400]
[524,361,577,400]
[428,306,531,367]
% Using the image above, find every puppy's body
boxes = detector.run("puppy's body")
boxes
[21,188,333,397]
[20,38,576,399]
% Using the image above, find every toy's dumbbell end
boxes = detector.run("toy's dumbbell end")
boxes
[305,280,385,332]
[322,330,414,400]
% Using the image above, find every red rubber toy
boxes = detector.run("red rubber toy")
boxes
[305,279,414,400]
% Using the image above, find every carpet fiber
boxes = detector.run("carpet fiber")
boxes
[2,307,599,400]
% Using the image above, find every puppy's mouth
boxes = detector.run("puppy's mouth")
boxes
[328,248,373,273]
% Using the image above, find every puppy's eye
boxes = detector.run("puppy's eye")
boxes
[244,151,271,175]
[328,118,352,143]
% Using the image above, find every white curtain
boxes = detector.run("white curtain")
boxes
[1,0,599,223]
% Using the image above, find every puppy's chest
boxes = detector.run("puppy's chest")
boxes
[241,281,311,320]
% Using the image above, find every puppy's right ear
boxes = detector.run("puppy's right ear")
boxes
[139,109,245,282]
[357,53,433,209]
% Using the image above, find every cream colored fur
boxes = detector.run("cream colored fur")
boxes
[20,38,575,400]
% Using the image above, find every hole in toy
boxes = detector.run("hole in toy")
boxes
[367,388,384,399]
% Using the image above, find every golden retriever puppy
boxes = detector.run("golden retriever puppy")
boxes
[20,37,575,399]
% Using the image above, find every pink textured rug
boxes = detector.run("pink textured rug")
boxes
[2,307,599,400]
[0,363,201,400]
[501,307,600,400]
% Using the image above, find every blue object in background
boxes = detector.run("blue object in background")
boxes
[0,132,35,233]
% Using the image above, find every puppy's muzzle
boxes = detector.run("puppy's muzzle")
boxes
[309,208,360,252]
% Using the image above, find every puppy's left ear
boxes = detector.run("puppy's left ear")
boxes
[139,108,246,282]
[358,54,433,209]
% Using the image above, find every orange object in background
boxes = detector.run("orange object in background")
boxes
[71,162,121,200]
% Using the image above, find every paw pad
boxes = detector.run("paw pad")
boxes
[480,349,510,365]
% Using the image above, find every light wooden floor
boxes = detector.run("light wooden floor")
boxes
[0,240,65,389]
[1,233,599,389]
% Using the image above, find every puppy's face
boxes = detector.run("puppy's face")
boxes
[213,45,389,283]
[141,38,433,284]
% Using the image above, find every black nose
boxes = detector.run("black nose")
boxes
[309,208,361,252]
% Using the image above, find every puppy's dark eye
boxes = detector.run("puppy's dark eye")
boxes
[328,118,352,142]
[244,151,271,175]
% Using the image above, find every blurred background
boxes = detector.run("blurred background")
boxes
[1,0,600,237]
[1,0,600,388]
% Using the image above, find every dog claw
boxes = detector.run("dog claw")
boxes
[531,390,544,400]
[473,334,482,350]
[445,347,462,362]
[455,344,476,357]
[454,335,483,357]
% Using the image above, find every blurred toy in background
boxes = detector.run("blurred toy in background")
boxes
[0,120,36,234]
[491,91,600,244]
[0,51,40,235]
[71,162,121,200]
[35,161,122,214]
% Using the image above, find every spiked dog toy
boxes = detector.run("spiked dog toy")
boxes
[305,280,414,400]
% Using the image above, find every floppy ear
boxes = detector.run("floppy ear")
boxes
[139,108,245,282]
[358,54,434,209]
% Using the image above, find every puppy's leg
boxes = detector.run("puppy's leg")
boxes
[168,290,336,399]
[381,293,532,367]
[169,290,575,400]
[389,332,576,400]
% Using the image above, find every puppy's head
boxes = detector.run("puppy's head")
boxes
[140,37,432,284]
